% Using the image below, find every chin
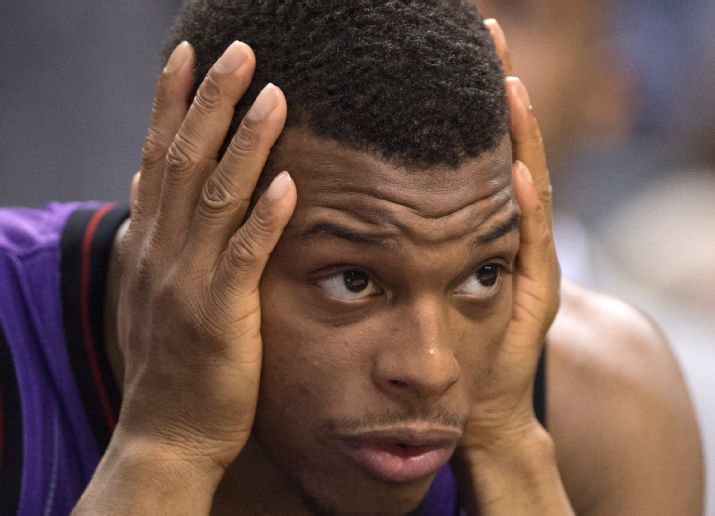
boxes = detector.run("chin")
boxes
[296,477,431,516]
[256,431,437,515]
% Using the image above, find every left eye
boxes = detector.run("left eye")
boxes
[456,264,503,296]
[316,268,381,301]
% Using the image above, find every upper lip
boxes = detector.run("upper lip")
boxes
[338,424,462,448]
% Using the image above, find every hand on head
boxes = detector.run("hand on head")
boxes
[456,19,560,450]
[117,40,295,476]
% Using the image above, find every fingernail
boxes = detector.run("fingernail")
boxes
[216,41,247,73]
[266,171,292,201]
[514,77,532,111]
[164,41,190,74]
[247,83,279,121]
[516,161,533,184]
[485,19,509,46]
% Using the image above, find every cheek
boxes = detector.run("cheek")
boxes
[256,267,364,429]
[454,279,514,386]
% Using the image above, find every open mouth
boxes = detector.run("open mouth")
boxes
[339,438,456,483]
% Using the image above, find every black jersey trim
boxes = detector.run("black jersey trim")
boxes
[60,203,129,452]
[0,324,22,515]
[534,343,548,428]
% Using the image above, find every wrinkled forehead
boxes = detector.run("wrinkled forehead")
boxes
[267,128,513,219]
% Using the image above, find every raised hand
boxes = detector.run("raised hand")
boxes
[458,18,561,447]
[451,19,569,515]
[74,41,296,514]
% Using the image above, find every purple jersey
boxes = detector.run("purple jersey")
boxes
[0,202,476,515]
[0,202,128,515]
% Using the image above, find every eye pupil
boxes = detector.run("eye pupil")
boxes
[476,265,499,287]
[343,270,369,292]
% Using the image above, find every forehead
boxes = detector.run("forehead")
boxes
[270,128,512,213]
[266,128,515,250]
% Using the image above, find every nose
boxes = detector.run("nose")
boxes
[372,297,460,400]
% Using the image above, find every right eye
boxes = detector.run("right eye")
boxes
[455,263,505,298]
[315,268,381,301]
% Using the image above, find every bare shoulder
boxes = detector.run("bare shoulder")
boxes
[546,279,703,515]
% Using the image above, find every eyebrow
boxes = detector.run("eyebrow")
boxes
[474,211,521,245]
[291,211,520,250]
[291,222,399,249]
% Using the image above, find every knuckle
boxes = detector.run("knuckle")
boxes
[225,230,264,270]
[151,86,170,116]
[246,208,274,242]
[192,74,223,115]
[227,120,262,160]
[141,127,170,169]
[539,193,553,211]
[536,218,551,245]
[528,124,545,148]
[165,136,198,175]
[226,238,259,270]
[198,172,243,217]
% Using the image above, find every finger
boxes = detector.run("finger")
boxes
[506,76,553,227]
[135,41,195,224]
[155,41,256,244]
[511,161,560,326]
[213,171,297,301]
[130,172,141,216]
[188,83,287,263]
[484,18,513,76]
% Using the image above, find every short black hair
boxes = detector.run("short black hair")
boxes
[166,0,507,169]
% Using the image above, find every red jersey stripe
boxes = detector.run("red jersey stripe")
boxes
[79,203,117,431]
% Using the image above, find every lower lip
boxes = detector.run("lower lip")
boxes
[341,440,454,483]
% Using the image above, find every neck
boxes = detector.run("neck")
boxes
[104,222,311,515]
[213,439,313,515]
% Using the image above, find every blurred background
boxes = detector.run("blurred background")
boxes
[1,0,713,511]
[0,0,177,205]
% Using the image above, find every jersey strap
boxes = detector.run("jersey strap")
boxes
[533,343,548,428]
[0,324,22,515]
[59,203,129,453]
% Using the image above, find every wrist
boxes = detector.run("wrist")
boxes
[453,420,556,481]
[455,418,553,465]
[451,423,572,515]
[73,430,227,515]
[110,429,229,483]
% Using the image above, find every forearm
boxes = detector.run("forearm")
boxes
[451,423,573,516]
[72,434,224,515]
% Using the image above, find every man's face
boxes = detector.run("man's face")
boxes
[256,129,517,514]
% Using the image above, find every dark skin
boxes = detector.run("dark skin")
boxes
[76,21,701,516]
[252,131,518,514]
